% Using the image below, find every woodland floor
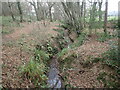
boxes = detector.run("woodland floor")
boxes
[2,21,59,88]
[2,21,117,88]
[61,35,117,88]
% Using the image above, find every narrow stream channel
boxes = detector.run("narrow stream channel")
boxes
[47,56,62,88]
[47,31,72,88]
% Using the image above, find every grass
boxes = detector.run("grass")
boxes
[84,40,120,88]
[1,16,24,27]
[108,16,118,21]
[1,16,25,35]
[57,47,78,70]
[97,72,120,88]
[34,50,50,65]
[70,32,86,48]
[20,59,48,87]
[87,40,119,72]
[102,42,120,70]
[57,48,69,58]
[20,48,50,87]
[2,27,14,35]
[97,32,116,42]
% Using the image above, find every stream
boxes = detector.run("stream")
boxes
[47,56,62,88]
[47,31,72,88]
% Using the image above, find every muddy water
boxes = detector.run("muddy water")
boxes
[47,56,62,88]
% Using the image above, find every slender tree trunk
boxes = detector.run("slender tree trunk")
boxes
[29,1,40,21]
[104,0,108,34]
[89,1,97,35]
[2,6,5,16]
[118,5,120,60]
[83,0,86,28]
[17,2,23,22]
[81,1,84,17]
[34,4,40,21]
[49,7,52,22]
[98,2,102,23]
[61,2,82,36]
[35,7,39,21]
[47,3,55,22]
[37,1,42,20]
[8,2,15,21]
[77,1,81,18]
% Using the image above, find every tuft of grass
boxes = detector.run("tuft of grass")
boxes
[20,48,50,87]
[20,59,48,87]
[58,48,78,70]
[1,16,23,27]
[97,72,120,88]
[70,33,86,48]
[101,41,120,70]
[34,50,50,65]
[57,48,69,58]
[2,28,14,35]
[97,72,107,82]
[97,33,116,42]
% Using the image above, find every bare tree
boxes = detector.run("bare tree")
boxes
[61,2,83,37]
[47,2,55,22]
[104,0,108,34]
[98,0,103,23]
[89,1,97,35]
[17,1,23,22]
[83,0,86,28]
[118,6,120,60]
[81,1,84,17]
[29,0,40,21]
[8,2,16,21]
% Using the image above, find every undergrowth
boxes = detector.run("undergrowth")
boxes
[85,40,120,88]
[2,28,14,34]
[20,58,48,87]
[97,72,120,88]
[20,49,50,87]
[70,32,86,48]
[97,32,117,42]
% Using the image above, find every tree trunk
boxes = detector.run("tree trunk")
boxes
[37,1,43,20]
[61,2,82,36]
[118,5,120,60]
[104,0,108,34]
[49,7,52,22]
[81,1,84,17]
[8,2,15,21]
[47,3,55,22]
[77,1,81,18]
[98,2,102,23]
[34,5,40,21]
[17,2,23,22]
[29,1,40,21]
[2,6,5,16]
[83,0,86,28]
[89,1,97,34]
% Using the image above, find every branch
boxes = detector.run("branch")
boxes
[87,0,92,3]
